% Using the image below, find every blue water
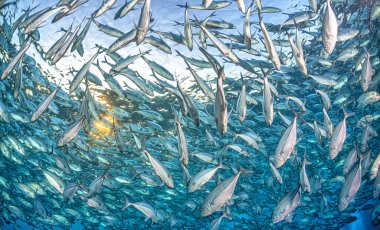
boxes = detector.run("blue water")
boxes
[1,0,379,229]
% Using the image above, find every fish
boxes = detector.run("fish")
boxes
[272,185,301,223]
[57,117,85,147]
[122,197,162,223]
[196,19,240,64]
[339,157,362,212]
[1,39,31,80]
[188,160,224,193]
[273,115,298,168]
[361,52,373,92]
[50,21,82,64]
[31,84,61,122]
[93,0,116,18]
[141,143,174,189]
[236,77,247,123]
[214,67,228,134]
[71,17,92,53]
[1,1,379,229]
[322,1,338,54]
[184,4,193,51]
[201,163,252,216]
[135,0,151,44]
[299,151,311,192]
[179,52,215,100]
[329,108,353,160]
[262,72,274,126]
[288,28,307,76]
[44,24,73,61]
[243,6,252,49]
[171,105,189,166]
[256,6,281,70]
[69,49,101,94]
[177,1,231,10]
[115,0,140,19]
[23,6,66,34]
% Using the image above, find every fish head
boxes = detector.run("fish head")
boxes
[200,204,213,217]
[272,211,283,224]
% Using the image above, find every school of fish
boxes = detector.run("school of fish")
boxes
[0,0,379,229]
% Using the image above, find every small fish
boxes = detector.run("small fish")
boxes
[184,4,193,51]
[31,84,60,122]
[57,117,85,147]
[262,72,274,126]
[236,77,247,123]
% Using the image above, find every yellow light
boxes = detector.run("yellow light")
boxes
[93,120,112,135]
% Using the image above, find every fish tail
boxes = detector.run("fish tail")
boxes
[122,196,131,210]
[342,106,354,119]
[237,161,254,175]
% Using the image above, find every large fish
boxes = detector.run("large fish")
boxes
[322,1,338,54]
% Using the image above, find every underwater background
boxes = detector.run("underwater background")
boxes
[0,0,380,229]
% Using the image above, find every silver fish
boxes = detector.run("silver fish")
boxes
[214,67,228,134]
[1,39,31,80]
[272,185,301,223]
[273,115,297,168]
[339,158,362,211]
[322,1,338,54]
[136,0,151,44]
[329,108,351,160]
